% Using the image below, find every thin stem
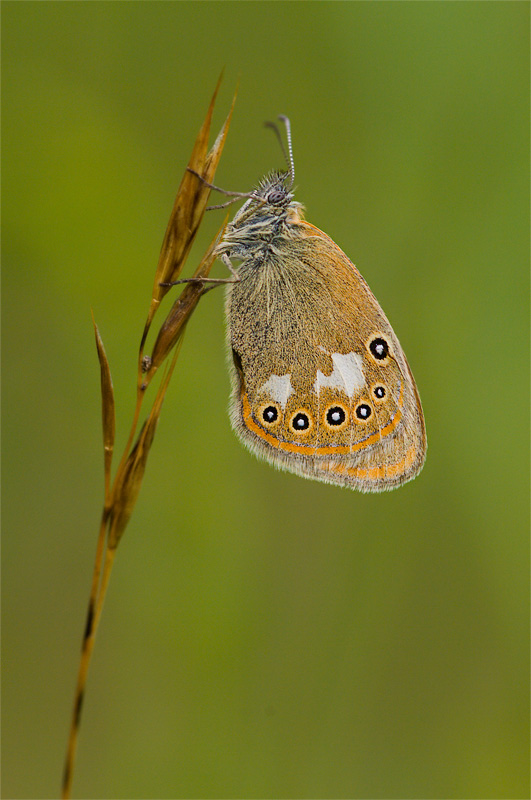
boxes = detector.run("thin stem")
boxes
[61,510,111,799]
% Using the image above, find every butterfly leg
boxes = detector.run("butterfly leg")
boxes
[220,253,241,282]
[186,168,254,199]
[160,253,241,288]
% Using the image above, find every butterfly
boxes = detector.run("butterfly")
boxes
[214,116,426,492]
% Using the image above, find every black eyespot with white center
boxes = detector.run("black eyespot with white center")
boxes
[292,412,310,431]
[326,406,346,426]
[258,402,281,427]
[373,385,386,400]
[369,337,389,361]
[262,406,278,423]
[355,403,373,421]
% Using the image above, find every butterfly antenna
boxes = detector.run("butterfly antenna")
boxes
[278,115,295,190]
[264,120,290,170]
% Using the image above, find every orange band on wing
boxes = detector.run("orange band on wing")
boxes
[323,444,417,482]
[242,384,403,455]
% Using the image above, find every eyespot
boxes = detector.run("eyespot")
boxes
[325,405,348,429]
[290,410,311,433]
[258,403,281,427]
[372,384,386,401]
[262,405,279,424]
[355,403,373,421]
[368,336,390,361]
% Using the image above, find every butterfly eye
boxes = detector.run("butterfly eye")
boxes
[355,403,373,421]
[267,189,285,205]
[325,405,348,429]
[368,336,389,361]
[290,411,311,432]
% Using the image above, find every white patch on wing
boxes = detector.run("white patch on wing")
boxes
[314,352,366,397]
[259,374,294,409]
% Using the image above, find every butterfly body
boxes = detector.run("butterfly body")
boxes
[218,164,426,492]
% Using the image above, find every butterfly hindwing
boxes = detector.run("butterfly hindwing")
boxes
[226,221,426,491]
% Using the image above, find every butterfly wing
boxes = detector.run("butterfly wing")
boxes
[226,221,426,492]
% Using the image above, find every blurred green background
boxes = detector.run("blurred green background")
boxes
[2,3,529,799]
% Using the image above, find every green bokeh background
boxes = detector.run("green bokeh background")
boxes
[3,3,529,799]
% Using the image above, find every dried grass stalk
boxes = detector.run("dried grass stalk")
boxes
[61,78,235,799]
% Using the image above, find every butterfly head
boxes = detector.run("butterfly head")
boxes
[222,170,303,250]
[255,170,294,207]
[218,116,304,257]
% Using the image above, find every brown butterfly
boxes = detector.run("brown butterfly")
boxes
[215,116,426,491]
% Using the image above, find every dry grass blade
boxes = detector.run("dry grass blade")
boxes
[160,80,235,292]
[144,75,219,329]
[108,348,178,549]
[107,419,155,549]
[202,86,237,192]
[141,78,236,352]
[145,216,228,382]
[92,315,115,504]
